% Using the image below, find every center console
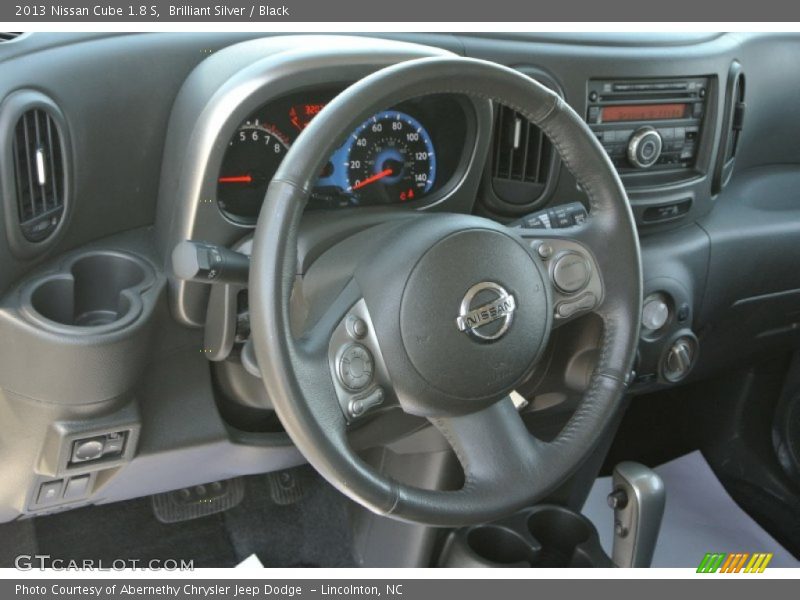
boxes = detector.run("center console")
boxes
[587,77,709,178]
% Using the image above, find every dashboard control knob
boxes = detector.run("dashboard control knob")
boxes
[627,127,663,169]
[663,336,696,383]
[337,344,374,391]
[642,295,670,331]
[552,252,591,294]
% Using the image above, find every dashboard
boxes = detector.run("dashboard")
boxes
[216,91,470,223]
[3,32,800,526]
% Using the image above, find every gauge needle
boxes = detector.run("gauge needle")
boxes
[352,168,393,191]
[218,175,253,184]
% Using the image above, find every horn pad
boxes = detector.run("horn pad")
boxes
[398,227,551,404]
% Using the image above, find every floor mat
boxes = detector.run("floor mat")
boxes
[224,467,356,567]
[33,497,238,568]
[0,466,355,568]
[582,450,800,567]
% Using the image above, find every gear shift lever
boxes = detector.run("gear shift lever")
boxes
[608,462,666,568]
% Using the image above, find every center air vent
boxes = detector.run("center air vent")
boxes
[713,61,746,194]
[13,109,66,241]
[489,104,559,211]
[1,90,70,257]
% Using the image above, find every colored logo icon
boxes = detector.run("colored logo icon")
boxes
[697,552,773,573]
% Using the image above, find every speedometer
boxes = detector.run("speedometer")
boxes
[345,111,436,205]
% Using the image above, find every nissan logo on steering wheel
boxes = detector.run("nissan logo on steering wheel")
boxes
[455,281,517,342]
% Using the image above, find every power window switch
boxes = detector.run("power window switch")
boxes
[36,480,63,505]
[63,475,91,500]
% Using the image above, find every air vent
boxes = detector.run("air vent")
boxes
[0,33,22,42]
[12,109,66,242]
[1,90,70,257]
[713,61,746,194]
[491,106,555,206]
[724,73,746,163]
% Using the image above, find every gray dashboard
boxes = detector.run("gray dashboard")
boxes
[1,32,800,523]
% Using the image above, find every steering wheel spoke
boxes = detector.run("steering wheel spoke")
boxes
[515,224,605,328]
[291,279,396,424]
[324,296,397,423]
[431,398,544,491]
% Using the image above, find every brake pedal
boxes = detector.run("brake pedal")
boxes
[267,470,306,505]
[152,478,244,523]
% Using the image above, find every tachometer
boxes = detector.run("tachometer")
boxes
[217,121,290,224]
[345,111,436,205]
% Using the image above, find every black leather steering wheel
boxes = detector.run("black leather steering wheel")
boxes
[250,56,642,527]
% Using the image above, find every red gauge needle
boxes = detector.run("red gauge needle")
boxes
[218,175,253,184]
[352,168,393,191]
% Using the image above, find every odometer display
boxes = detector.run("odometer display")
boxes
[345,111,436,205]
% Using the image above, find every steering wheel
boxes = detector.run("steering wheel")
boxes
[249,56,642,527]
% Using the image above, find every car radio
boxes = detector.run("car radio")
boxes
[586,77,709,173]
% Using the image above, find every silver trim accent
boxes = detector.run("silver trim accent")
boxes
[456,281,516,342]
[35,147,46,186]
[627,126,662,169]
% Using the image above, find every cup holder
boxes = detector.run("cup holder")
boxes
[466,525,537,566]
[439,505,611,568]
[24,251,152,333]
[526,507,594,567]
[439,524,539,567]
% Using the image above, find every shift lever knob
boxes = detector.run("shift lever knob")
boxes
[609,461,666,568]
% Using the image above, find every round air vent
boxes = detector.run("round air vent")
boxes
[0,90,71,258]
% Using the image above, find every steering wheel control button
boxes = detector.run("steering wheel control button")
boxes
[346,315,368,340]
[337,344,374,391]
[556,292,597,319]
[349,387,385,418]
[456,282,517,342]
[536,242,554,259]
[552,252,591,294]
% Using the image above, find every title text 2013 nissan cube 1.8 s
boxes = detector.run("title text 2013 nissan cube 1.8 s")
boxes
[0,31,799,569]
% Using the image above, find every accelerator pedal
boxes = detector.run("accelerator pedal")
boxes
[267,469,306,505]
[152,478,244,523]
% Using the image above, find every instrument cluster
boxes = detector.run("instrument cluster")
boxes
[216,89,469,225]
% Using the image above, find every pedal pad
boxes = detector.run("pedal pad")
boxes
[152,478,244,523]
[267,470,305,505]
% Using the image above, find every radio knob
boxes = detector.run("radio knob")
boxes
[627,127,663,169]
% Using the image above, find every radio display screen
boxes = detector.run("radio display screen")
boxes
[601,103,688,123]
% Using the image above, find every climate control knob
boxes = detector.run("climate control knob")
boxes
[627,127,663,169]
[662,335,697,383]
